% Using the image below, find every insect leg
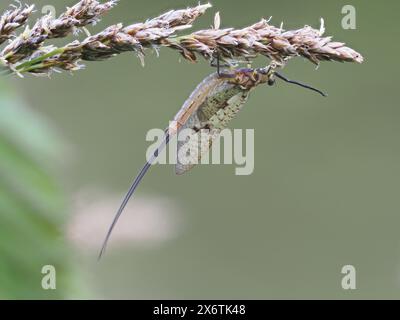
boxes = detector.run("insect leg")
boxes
[208,51,236,79]
[214,54,236,79]
[275,72,327,97]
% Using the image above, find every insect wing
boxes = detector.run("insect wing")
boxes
[176,84,251,175]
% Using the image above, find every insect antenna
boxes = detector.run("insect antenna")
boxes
[275,72,327,97]
[98,130,171,260]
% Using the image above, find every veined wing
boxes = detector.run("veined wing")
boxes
[169,72,225,134]
[176,81,251,175]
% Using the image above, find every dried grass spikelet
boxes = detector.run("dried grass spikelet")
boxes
[2,2,362,76]
[0,2,35,45]
[79,3,212,62]
[164,17,363,65]
[281,19,363,64]
[16,3,212,74]
[1,0,117,64]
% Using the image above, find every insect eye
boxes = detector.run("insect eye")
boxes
[268,78,275,86]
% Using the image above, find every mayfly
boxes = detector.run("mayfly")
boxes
[98,63,326,259]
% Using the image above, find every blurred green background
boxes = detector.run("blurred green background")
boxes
[1,0,399,299]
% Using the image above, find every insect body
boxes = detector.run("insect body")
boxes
[98,66,325,259]
[175,67,273,174]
